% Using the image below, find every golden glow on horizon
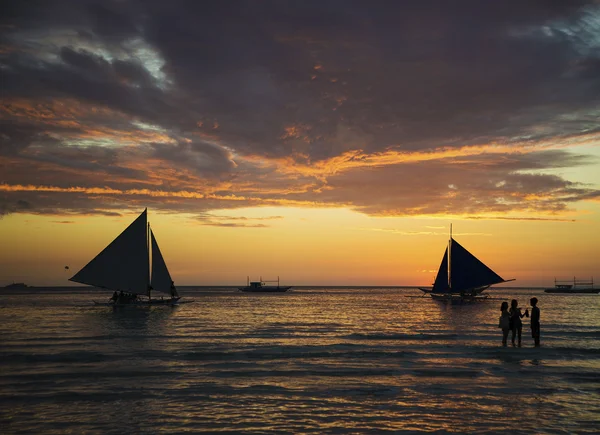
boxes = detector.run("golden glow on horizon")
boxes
[1,205,598,287]
[1,118,598,287]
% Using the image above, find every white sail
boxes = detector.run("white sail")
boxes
[69,210,150,295]
[150,229,178,297]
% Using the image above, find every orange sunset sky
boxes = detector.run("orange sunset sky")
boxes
[1,1,599,286]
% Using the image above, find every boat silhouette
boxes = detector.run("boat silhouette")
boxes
[239,276,292,293]
[69,209,186,306]
[419,225,514,302]
[544,277,597,294]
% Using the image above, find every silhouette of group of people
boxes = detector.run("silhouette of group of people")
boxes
[499,297,540,347]
[110,290,138,304]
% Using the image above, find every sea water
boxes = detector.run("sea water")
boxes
[1,287,599,434]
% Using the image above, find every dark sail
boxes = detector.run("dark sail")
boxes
[432,248,450,293]
[150,230,178,298]
[69,209,149,295]
[449,238,505,292]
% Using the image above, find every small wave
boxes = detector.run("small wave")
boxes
[178,345,419,362]
[211,367,398,378]
[344,332,459,341]
[241,384,297,394]
[0,389,162,404]
[0,350,109,364]
[549,346,600,356]
[412,368,482,378]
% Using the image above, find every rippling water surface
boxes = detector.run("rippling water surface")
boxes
[1,287,599,434]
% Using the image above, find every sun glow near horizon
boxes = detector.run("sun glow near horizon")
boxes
[1,203,599,287]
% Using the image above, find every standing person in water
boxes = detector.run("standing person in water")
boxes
[499,301,511,347]
[530,297,540,347]
[510,299,528,347]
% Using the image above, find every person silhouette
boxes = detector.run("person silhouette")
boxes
[499,301,511,346]
[510,299,528,347]
[530,297,540,347]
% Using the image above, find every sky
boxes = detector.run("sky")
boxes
[1,0,599,287]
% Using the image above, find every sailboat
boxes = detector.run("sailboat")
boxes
[69,209,184,306]
[419,225,514,302]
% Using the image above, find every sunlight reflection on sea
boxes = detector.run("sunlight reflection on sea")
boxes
[0,287,599,433]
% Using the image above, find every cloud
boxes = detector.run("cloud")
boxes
[0,198,32,217]
[150,140,237,177]
[356,228,491,236]
[1,0,600,218]
[198,222,270,228]
[316,149,600,216]
[465,216,576,222]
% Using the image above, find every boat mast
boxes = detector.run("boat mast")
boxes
[448,224,452,290]
[147,221,151,301]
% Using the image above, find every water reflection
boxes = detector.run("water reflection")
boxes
[81,305,177,336]
[1,288,599,434]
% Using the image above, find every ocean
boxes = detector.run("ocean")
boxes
[1,287,599,434]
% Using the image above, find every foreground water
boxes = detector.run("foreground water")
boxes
[1,287,599,434]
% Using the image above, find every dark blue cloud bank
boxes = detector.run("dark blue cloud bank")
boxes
[1,0,599,218]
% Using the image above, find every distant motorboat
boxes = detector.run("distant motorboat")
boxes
[239,276,292,293]
[544,277,597,294]
[3,282,29,289]
[419,225,514,303]
[69,209,186,306]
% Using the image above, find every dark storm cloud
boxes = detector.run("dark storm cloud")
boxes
[0,53,178,130]
[60,46,112,75]
[136,0,600,158]
[3,0,600,153]
[0,122,53,155]
[30,145,148,180]
[150,140,237,177]
[1,0,600,217]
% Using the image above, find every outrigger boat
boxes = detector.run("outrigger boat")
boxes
[419,225,514,303]
[69,209,187,306]
[544,277,597,294]
[239,276,292,293]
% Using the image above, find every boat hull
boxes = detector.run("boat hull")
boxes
[430,292,490,304]
[93,297,189,306]
[419,285,490,296]
[238,286,292,293]
[544,288,598,294]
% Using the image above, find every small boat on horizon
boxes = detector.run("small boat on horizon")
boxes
[419,225,514,303]
[544,277,597,294]
[69,209,187,306]
[3,282,30,290]
[239,276,292,293]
